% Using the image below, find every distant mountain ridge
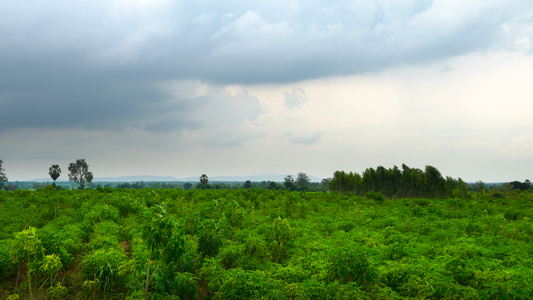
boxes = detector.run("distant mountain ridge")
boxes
[95,175,179,182]
[27,175,179,183]
[27,174,324,183]
[177,175,323,182]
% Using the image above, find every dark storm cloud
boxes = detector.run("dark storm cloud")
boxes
[0,0,531,133]
[0,59,187,131]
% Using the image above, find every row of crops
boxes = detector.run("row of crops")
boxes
[0,188,532,299]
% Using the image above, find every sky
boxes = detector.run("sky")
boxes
[1,0,533,182]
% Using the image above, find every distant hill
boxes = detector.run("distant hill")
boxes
[27,174,324,183]
[95,176,179,182]
[27,175,179,183]
[178,174,324,183]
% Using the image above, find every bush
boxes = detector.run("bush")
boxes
[328,246,377,287]
[81,248,127,294]
[219,269,282,299]
[365,191,385,202]
[0,242,16,281]
[174,272,198,299]
[504,208,523,221]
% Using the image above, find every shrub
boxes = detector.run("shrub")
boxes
[220,244,243,269]
[328,246,377,287]
[46,282,68,299]
[504,208,523,221]
[365,191,385,203]
[219,269,282,299]
[81,248,127,294]
[198,232,222,259]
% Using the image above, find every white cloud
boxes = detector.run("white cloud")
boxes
[504,133,533,160]
[289,131,323,144]
[284,88,308,109]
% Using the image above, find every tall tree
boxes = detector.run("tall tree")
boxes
[243,180,252,189]
[68,159,93,189]
[48,164,61,187]
[199,174,209,188]
[362,167,377,192]
[348,172,362,195]
[0,159,7,189]
[321,178,332,191]
[295,172,310,190]
[330,171,346,193]
[284,175,295,190]
[469,180,487,193]
[425,165,446,198]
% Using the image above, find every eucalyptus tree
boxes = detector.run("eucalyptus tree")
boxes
[68,159,93,189]
[48,164,61,187]
[424,165,446,198]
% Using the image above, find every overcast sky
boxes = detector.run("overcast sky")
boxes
[1,0,533,182]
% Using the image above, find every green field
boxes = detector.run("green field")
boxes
[0,188,532,299]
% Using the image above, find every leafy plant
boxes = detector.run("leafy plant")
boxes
[81,248,127,295]
[137,205,185,299]
[269,217,292,263]
[328,246,377,287]
[45,282,68,299]
[197,220,223,259]
[11,227,44,300]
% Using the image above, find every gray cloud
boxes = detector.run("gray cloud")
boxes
[2,1,531,84]
[1,0,532,135]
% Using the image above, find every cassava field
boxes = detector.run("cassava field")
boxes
[0,188,532,299]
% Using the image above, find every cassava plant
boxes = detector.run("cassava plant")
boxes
[11,227,44,300]
[133,205,185,299]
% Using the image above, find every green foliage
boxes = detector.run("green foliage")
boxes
[365,191,385,202]
[81,248,127,294]
[199,174,209,188]
[218,268,282,299]
[198,230,223,259]
[45,282,68,299]
[10,227,45,299]
[68,158,93,189]
[1,188,533,299]
[0,242,16,281]
[174,272,198,299]
[11,227,44,263]
[38,254,62,288]
[48,165,61,185]
[504,208,523,221]
[331,164,466,199]
[328,245,377,286]
[269,217,292,263]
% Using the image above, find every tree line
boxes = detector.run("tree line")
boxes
[1,159,530,196]
[0,159,93,190]
[329,164,470,199]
